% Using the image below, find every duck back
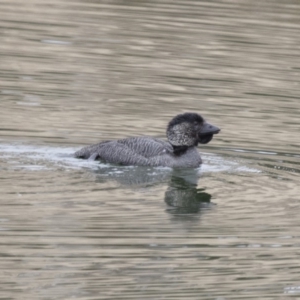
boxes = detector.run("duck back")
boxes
[75,136,174,166]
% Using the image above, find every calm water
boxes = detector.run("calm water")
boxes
[0,0,300,299]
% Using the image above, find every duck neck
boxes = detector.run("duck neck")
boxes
[172,145,189,156]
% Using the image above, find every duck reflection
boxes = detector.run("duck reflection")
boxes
[94,166,212,214]
[165,169,212,214]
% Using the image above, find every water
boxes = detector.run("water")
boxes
[0,0,300,299]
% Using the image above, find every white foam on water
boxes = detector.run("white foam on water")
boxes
[284,286,300,294]
[201,153,261,174]
[0,143,101,171]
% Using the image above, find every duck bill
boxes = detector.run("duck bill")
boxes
[198,122,220,144]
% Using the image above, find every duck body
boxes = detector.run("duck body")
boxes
[75,113,220,168]
[75,136,202,168]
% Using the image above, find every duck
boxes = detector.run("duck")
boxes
[74,112,220,168]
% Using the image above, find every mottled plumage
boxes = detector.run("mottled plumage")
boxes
[75,113,220,168]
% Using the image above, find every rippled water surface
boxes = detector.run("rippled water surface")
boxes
[1,0,300,299]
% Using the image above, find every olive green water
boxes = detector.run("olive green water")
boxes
[0,1,300,299]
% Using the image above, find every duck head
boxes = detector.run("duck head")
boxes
[167,113,220,149]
